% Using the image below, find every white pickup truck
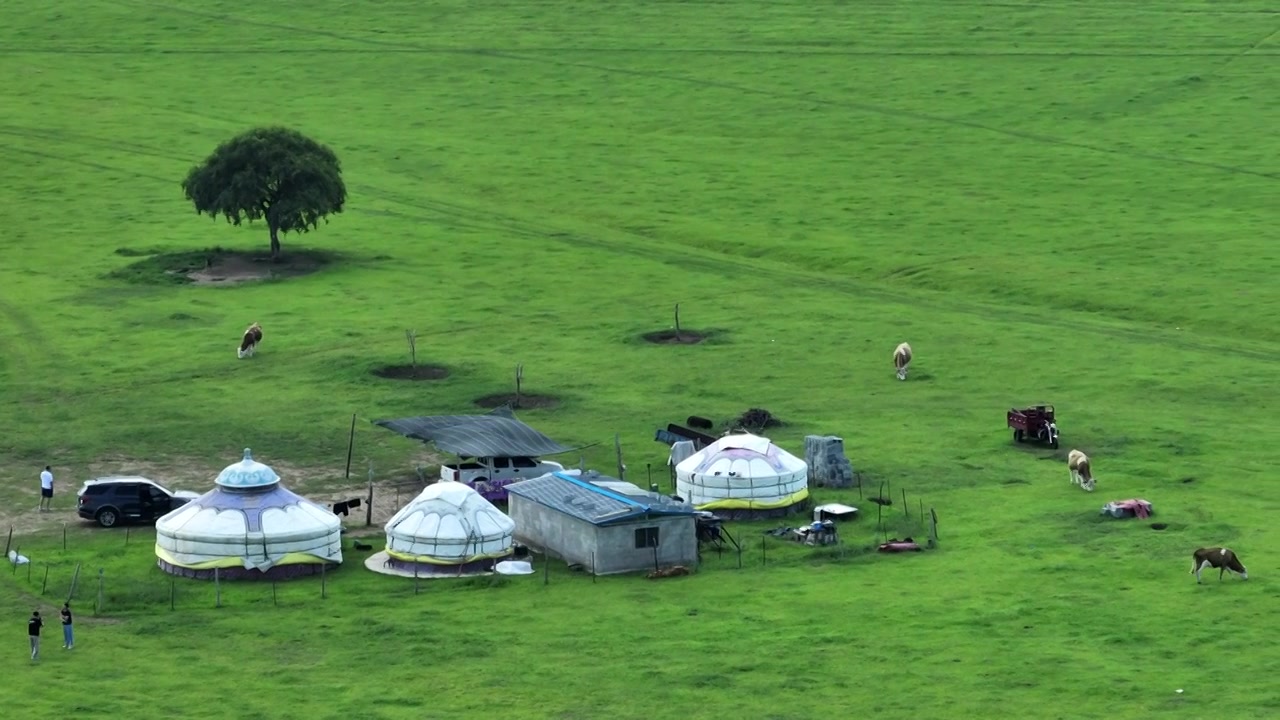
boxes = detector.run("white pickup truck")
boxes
[441,456,566,502]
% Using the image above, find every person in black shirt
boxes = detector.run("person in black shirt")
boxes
[60,603,74,649]
[28,610,42,660]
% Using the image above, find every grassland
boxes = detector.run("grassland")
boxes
[2,1,1278,718]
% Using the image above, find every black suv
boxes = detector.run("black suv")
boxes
[76,477,200,528]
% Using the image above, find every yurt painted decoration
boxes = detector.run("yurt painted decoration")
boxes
[382,480,515,575]
[154,448,343,580]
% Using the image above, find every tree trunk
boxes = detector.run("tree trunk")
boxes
[269,224,281,261]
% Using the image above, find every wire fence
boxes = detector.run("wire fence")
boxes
[3,487,939,616]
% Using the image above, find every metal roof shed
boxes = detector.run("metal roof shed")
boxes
[505,471,699,575]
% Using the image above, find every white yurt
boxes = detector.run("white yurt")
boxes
[371,480,515,577]
[154,448,343,580]
[674,433,810,518]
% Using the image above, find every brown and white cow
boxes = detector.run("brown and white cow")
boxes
[1067,449,1094,492]
[237,322,263,359]
[1191,547,1248,583]
[893,342,913,381]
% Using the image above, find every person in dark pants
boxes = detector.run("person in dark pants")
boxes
[28,610,43,660]
[39,466,54,512]
[60,603,74,649]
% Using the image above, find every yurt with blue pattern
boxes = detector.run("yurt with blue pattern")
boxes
[154,448,343,580]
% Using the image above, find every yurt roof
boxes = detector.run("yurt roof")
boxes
[156,483,339,541]
[215,448,281,489]
[675,433,806,476]
[386,480,514,543]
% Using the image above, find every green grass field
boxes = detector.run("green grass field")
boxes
[2,1,1278,718]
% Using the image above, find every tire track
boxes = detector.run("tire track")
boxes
[6,124,1278,365]
[2,46,1276,58]
[105,0,1280,182]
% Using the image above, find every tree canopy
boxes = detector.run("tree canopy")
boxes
[181,127,346,260]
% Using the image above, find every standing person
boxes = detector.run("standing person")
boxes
[39,466,54,512]
[28,610,42,660]
[60,603,74,649]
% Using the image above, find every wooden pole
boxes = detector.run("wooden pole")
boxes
[674,302,682,341]
[344,413,357,479]
[366,461,375,527]
[272,581,278,606]
[615,434,625,481]
[67,562,82,603]
[3,526,11,557]
[62,524,67,552]
[543,552,549,585]
[95,568,104,615]
[902,489,908,517]
[515,363,524,409]
[41,566,49,595]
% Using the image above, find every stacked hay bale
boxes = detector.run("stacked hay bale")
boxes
[804,435,856,488]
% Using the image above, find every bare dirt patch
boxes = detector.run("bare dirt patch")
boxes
[473,393,561,410]
[185,250,329,285]
[106,247,334,286]
[642,329,707,345]
[372,364,451,381]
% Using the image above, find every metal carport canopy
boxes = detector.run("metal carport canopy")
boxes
[372,406,577,458]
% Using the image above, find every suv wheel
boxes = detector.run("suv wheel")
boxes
[96,507,120,528]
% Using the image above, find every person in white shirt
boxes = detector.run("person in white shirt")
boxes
[39,466,54,512]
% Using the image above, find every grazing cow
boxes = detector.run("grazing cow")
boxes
[237,322,263,359]
[1064,445,1095,489]
[1191,547,1248,583]
[646,565,691,579]
[1067,449,1095,492]
[893,342,913,381]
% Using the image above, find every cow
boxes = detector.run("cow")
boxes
[237,322,263,359]
[1067,449,1094,492]
[893,342,913,381]
[1191,547,1248,583]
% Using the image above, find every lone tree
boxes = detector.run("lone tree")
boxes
[181,127,346,260]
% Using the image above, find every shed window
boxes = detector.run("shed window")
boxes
[634,527,660,549]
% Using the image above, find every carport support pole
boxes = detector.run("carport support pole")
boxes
[344,413,357,479]
[366,461,375,528]
[62,524,67,552]
[41,566,49,595]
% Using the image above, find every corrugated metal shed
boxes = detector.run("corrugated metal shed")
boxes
[506,470,696,526]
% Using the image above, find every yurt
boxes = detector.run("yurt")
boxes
[154,448,343,580]
[674,433,810,519]
[369,480,515,577]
